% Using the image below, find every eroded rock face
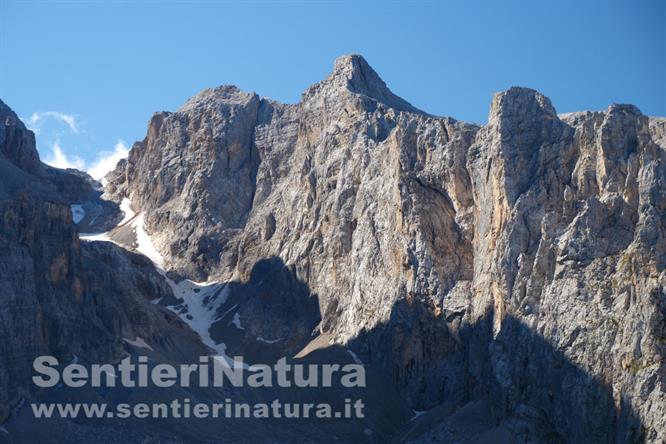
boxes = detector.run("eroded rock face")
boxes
[105,55,665,441]
[105,87,264,279]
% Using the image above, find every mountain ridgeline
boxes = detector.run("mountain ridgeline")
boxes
[1,55,664,442]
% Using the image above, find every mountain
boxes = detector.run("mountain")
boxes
[1,55,665,442]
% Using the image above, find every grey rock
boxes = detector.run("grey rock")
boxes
[1,53,664,443]
[107,55,665,442]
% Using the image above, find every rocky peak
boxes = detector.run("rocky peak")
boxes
[178,85,258,113]
[488,86,558,126]
[303,54,425,114]
[478,87,568,206]
[607,102,643,117]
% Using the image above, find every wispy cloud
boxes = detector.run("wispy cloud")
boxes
[43,142,85,170]
[87,140,129,180]
[42,140,129,180]
[27,111,79,133]
[28,108,127,180]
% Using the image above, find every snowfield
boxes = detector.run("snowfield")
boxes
[79,198,242,366]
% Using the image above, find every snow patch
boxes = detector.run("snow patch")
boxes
[77,197,246,368]
[165,280,244,367]
[118,197,136,225]
[230,312,244,330]
[217,303,238,321]
[79,232,115,243]
[70,204,85,224]
[132,213,164,267]
[123,336,154,351]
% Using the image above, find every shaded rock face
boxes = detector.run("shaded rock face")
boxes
[0,195,206,421]
[0,103,208,422]
[106,54,665,442]
[221,256,321,350]
[0,101,41,175]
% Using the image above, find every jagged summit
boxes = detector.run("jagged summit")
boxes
[179,85,257,113]
[102,61,665,441]
[489,86,558,123]
[302,54,426,114]
[170,56,653,124]
[175,55,426,116]
[607,102,643,117]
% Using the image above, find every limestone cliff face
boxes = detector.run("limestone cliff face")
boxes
[105,55,665,442]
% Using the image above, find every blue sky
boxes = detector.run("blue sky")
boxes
[1,0,664,177]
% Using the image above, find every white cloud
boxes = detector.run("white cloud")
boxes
[27,111,79,133]
[87,140,129,180]
[41,138,129,181]
[43,142,85,170]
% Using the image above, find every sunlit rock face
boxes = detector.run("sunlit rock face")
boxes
[103,55,665,441]
[1,54,664,441]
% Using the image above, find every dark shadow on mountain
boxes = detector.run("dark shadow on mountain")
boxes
[209,256,322,361]
[204,257,416,442]
[342,297,646,443]
[0,255,646,443]
[209,257,646,442]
